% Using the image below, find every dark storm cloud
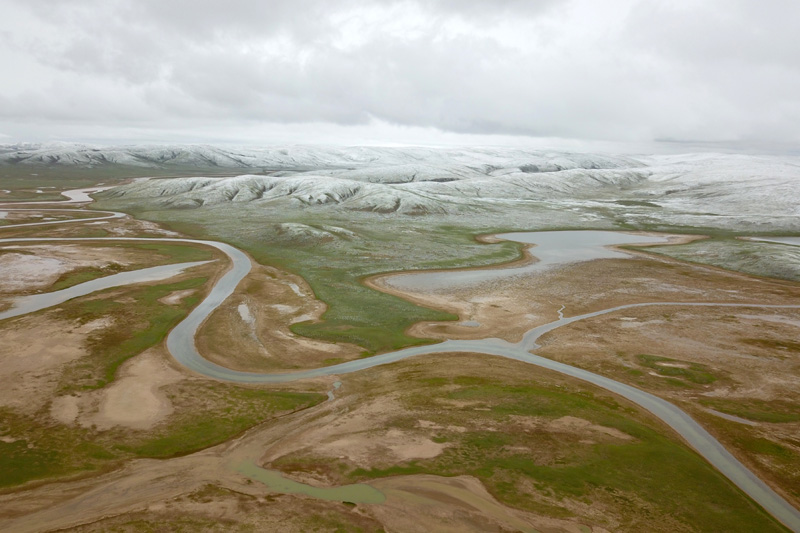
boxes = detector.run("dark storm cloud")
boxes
[1,0,798,145]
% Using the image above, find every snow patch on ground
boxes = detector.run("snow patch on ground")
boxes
[270,304,299,314]
[237,303,256,326]
[290,313,316,324]
[285,282,304,297]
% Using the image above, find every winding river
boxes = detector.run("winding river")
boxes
[1,189,799,531]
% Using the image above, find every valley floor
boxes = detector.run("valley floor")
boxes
[0,181,799,532]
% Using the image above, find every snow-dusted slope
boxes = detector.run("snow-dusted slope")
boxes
[111,174,462,214]
[0,143,640,172]
[101,151,797,220]
[4,144,798,224]
[637,154,800,218]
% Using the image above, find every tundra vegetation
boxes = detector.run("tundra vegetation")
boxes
[0,147,798,531]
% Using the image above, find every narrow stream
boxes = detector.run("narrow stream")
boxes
[0,208,125,229]
[235,460,385,504]
[0,260,213,321]
[752,236,800,247]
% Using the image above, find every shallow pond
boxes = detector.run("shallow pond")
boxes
[384,230,671,292]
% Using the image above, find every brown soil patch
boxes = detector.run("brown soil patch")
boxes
[64,488,385,532]
[80,349,184,430]
[537,307,800,403]
[261,392,449,470]
[369,474,608,533]
[157,288,197,305]
[49,395,80,425]
[97,217,183,238]
[0,314,111,414]
[0,245,144,294]
[0,352,776,533]
[509,415,634,443]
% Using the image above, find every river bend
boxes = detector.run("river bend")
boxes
[1,192,799,531]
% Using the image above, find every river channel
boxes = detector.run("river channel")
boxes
[1,191,799,531]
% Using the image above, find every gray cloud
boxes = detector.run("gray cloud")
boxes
[1,0,798,146]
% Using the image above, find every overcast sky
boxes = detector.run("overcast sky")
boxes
[1,0,798,148]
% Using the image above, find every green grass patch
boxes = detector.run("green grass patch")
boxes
[636,354,717,385]
[123,389,324,458]
[92,191,542,355]
[333,375,783,532]
[741,337,800,354]
[48,242,213,292]
[57,276,207,391]
[49,265,128,291]
[699,398,800,423]
[0,385,325,489]
[734,436,793,459]
[123,241,214,263]
[0,408,120,489]
[0,438,68,487]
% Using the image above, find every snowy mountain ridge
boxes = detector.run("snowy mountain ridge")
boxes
[0,143,642,172]
[4,144,798,224]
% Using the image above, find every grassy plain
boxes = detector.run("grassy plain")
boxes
[264,354,786,532]
[0,251,324,490]
[92,200,525,354]
[3,165,798,530]
[640,237,800,282]
[0,383,324,489]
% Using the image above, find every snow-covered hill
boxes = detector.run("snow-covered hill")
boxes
[3,144,798,224]
[0,143,640,172]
